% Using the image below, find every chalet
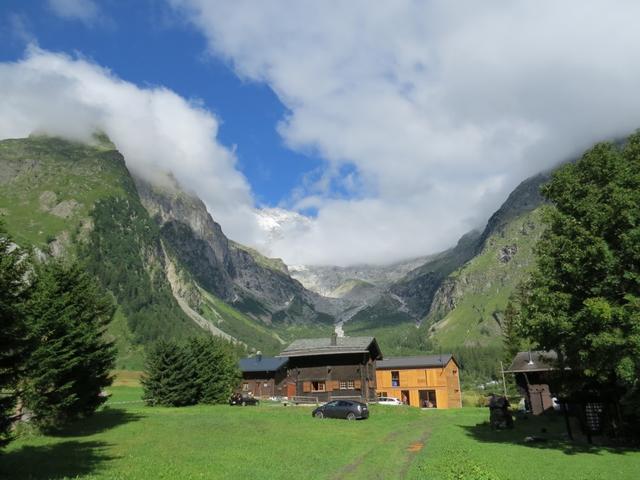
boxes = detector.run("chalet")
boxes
[278,334,382,402]
[505,350,560,415]
[375,354,462,408]
[238,353,289,398]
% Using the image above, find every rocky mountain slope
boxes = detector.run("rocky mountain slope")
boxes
[338,173,550,358]
[0,135,334,367]
[1,133,557,377]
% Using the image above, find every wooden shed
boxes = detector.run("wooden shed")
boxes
[375,354,462,408]
[504,350,559,415]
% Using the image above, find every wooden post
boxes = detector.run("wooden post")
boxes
[500,361,508,398]
[562,401,573,440]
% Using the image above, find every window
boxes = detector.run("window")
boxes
[311,381,326,392]
[391,371,400,387]
[339,381,347,390]
[347,380,354,389]
[242,383,249,391]
[378,392,388,398]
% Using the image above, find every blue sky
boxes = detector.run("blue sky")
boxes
[2,1,640,266]
[0,0,322,208]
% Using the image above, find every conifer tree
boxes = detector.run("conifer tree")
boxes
[0,224,30,446]
[188,337,240,404]
[142,340,198,407]
[24,262,116,429]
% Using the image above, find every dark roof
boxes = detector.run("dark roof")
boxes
[278,336,383,359]
[377,354,455,369]
[505,351,558,373]
[239,356,288,373]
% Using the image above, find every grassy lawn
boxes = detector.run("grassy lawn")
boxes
[2,387,639,479]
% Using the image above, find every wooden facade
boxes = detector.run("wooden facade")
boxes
[278,335,382,402]
[238,355,289,398]
[375,355,462,409]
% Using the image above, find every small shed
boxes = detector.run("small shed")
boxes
[505,351,560,415]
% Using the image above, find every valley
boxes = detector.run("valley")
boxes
[0,134,551,379]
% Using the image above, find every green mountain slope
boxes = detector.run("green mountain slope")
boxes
[0,136,200,368]
[0,135,333,364]
[425,208,544,349]
[344,173,550,366]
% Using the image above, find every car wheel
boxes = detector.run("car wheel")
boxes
[346,412,356,421]
[315,411,324,419]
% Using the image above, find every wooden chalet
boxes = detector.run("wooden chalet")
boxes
[505,350,559,415]
[376,354,462,408]
[238,353,289,398]
[278,334,382,402]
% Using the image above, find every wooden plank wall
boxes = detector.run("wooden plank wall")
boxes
[375,359,461,408]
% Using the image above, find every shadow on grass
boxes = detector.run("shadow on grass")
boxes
[461,415,639,455]
[0,440,116,479]
[50,407,145,438]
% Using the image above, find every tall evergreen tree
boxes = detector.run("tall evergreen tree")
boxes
[142,340,198,407]
[518,133,640,407]
[188,337,240,404]
[0,224,30,446]
[502,299,524,365]
[24,262,116,429]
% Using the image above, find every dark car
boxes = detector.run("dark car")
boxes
[312,400,369,420]
[229,393,259,406]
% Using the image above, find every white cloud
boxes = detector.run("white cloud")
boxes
[170,0,640,266]
[47,0,100,23]
[0,47,262,245]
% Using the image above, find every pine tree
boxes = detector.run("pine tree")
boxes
[142,340,198,407]
[502,299,523,365]
[23,262,116,429]
[0,224,31,446]
[188,337,240,404]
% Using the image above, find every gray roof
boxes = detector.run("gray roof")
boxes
[377,354,455,369]
[278,336,382,359]
[505,351,558,373]
[239,356,288,373]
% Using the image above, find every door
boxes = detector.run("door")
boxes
[401,390,411,406]
[419,390,437,408]
[286,383,296,399]
[324,400,340,418]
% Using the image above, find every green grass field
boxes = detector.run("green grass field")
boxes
[2,387,639,479]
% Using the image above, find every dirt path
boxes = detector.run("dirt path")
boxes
[398,429,431,479]
[332,424,431,480]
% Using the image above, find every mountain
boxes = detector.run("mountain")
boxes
[335,173,551,364]
[0,135,333,368]
[0,133,556,380]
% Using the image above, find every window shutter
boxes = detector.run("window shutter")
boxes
[354,379,362,389]
[303,381,311,393]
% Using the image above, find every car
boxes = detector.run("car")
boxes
[377,396,402,406]
[229,393,260,406]
[312,400,369,420]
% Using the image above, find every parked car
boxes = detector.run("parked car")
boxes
[312,400,369,420]
[229,393,259,406]
[377,396,402,406]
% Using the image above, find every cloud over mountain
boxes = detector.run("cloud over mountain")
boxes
[170,0,640,265]
[0,47,262,245]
